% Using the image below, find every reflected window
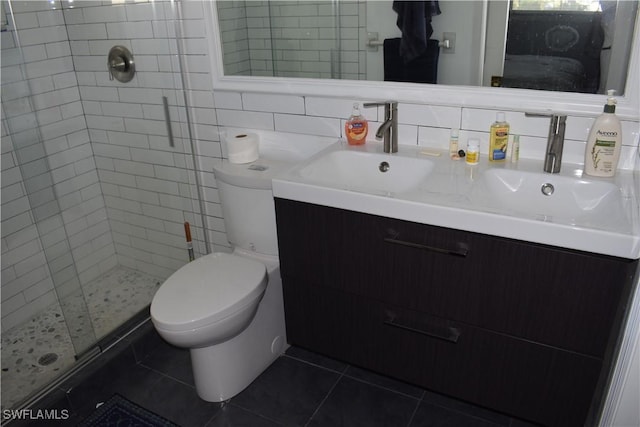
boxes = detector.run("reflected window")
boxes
[512,0,601,11]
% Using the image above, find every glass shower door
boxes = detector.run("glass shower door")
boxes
[1,0,201,410]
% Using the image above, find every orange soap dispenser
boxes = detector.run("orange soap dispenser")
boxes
[345,103,368,145]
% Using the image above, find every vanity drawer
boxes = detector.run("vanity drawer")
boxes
[282,279,602,427]
[275,198,636,357]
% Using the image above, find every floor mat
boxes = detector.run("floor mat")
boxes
[78,394,178,427]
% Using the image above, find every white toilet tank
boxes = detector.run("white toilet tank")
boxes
[213,158,291,256]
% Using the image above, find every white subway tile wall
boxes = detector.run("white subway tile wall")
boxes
[218,0,367,80]
[2,0,639,336]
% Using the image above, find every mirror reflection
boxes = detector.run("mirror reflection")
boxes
[216,0,638,95]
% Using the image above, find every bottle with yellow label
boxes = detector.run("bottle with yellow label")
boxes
[345,103,368,145]
[489,112,509,162]
[466,139,479,165]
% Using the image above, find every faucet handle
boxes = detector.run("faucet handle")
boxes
[525,112,566,117]
[526,112,566,134]
[363,101,397,108]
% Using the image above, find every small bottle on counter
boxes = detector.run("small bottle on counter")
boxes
[344,103,368,145]
[466,139,479,165]
[584,90,622,177]
[489,112,509,162]
[449,128,460,160]
[510,134,520,163]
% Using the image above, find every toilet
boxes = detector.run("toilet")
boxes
[150,157,288,402]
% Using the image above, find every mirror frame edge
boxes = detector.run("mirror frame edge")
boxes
[203,1,640,121]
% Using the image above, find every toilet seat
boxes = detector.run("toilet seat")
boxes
[151,253,267,333]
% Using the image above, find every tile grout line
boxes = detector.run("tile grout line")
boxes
[303,369,346,427]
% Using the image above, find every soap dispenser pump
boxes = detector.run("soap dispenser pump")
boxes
[584,90,622,177]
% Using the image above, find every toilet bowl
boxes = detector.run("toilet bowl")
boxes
[150,154,290,402]
[150,249,286,402]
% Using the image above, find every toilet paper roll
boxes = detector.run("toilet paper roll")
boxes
[227,132,259,164]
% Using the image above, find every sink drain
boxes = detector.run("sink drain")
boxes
[541,183,555,196]
[38,353,58,366]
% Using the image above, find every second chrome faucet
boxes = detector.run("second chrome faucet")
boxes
[526,112,567,173]
[364,101,398,153]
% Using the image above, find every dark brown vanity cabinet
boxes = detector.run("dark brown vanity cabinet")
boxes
[274,198,638,427]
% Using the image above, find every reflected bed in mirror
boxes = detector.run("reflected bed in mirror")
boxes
[216,0,637,95]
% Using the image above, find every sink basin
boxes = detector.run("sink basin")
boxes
[296,150,434,194]
[274,141,639,258]
[478,168,625,222]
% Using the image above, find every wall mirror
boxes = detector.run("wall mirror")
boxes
[206,1,640,118]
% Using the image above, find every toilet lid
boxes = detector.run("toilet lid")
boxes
[150,253,267,332]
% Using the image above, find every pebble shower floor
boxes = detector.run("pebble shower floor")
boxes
[1,266,163,410]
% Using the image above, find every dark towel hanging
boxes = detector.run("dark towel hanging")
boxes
[384,37,440,84]
[392,1,441,63]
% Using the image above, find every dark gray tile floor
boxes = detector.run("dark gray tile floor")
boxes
[14,321,539,427]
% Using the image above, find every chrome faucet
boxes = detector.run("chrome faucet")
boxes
[525,113,567,173]
[364,101,398,153]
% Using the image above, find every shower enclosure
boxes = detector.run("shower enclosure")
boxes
[1,0,204,410]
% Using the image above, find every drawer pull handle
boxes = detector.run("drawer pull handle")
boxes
[383,237,468,257]
[383,319,460,343]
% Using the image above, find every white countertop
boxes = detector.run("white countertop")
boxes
[272,140,640,259]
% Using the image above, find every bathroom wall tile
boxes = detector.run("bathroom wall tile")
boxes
[213,92,243,110]
[0,213,34,241]
[21,45,48,63]
[417,126,454,150]
[100,102,144,119]
[45,41,71,59]
[93,143,133,163]
[275,113,340,137]
[66,23,108,41]
[306,97,372,120]
[14,251,49,280]
[131,39,174,56]
[0,238,43,271]
[243,93,305,114]
[1,293,27,318]
[135,176,180,196]
[98,170,137,188]
[55,171,99,197]
[126,2,166,22]
[12,12,40,30]
[1,183,25,205]
[217,109,274,130]
[85,115,125,132]
[23,277,55,303]
[400,104,461,129]
[51,164,77,185]
[47,143,94,169]
[80,181,102,201]
[130,148,175,167]
[123,118,167,136]
[61,101,84,120]
[79,86,119,102]
[16,142,46,165]
[154,165,189,183]
[40,116,88,140]
[17,26,68,46]
[107,22,153,39]
[87,39,132,56]
[37,10,65,28]
[82,5,127,24]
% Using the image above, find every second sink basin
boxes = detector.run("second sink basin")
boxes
[296,149,434,194]
[477,168,626,223]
